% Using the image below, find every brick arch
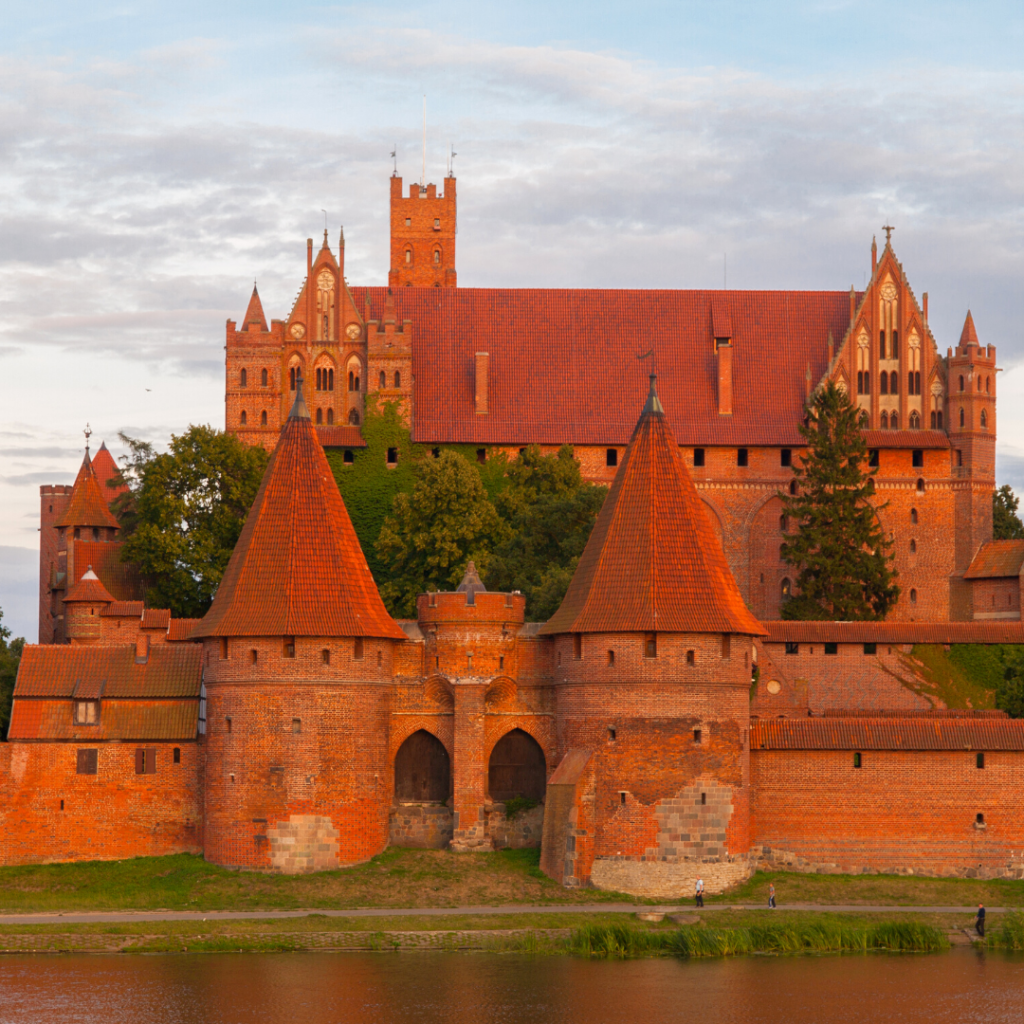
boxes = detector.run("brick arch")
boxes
[389,718,454,761]
[698,495,726,550]
[485,726,549,803]
[484,675,517,710]
[484,720,551,764]
[748,493,788,619]
[422,674,454,711]
[392,728,452,803]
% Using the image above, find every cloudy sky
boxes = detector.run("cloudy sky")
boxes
[1,1,1022,640]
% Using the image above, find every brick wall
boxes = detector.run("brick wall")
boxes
[970,578,1020,620]
[751,748,1024,879]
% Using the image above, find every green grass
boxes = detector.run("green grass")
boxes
[988,912,1024,950]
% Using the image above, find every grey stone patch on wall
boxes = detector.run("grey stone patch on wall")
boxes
[389,803,454,849]
[591,854,752,899]
[267,815,340,874]
[487,802,545,850]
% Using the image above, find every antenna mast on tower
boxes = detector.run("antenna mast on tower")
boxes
[422,96,426,187]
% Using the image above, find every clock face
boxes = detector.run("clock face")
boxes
[290,322,306,340]
[345,323,361,340]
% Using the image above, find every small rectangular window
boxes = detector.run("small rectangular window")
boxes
[386,447,398,465]
[220,637,229,660]
[476,448,487,464]
[869,449,879,468]
[135,748,157,775]
[606,448,618,467]
[608,727,616,741]
[853,752,862,768]
[912,449,924,468]
[292,718,301,734]
[607,650,614,666]
[173,747,181,764]
[74,701,98,725]
[693,728,702,745]
[976,752,985,769]
[693,448,705,468]
[863,643,877,655]
[354,637,364,660]
[701,792,707,805]
[283,637,296,658]
[251,649,258,665]
[321,648,330,665]
[737,448,748,467]
[76,749,98,775]
[686,649,695,665]
[721,635,731,659]
[573,634,582,660]
[644,633,657,659]
[780,448,792,467]
[785,642,799,655]
[824,642,838,655]
[226,717,232,734]
[343,449,354,464]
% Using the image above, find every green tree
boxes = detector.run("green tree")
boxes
[0,608,25,739]
[781,381,899,620]
[116,425,269,618]
[993,485,1024,540]
[486,445,607,621]
[376,450,506,617]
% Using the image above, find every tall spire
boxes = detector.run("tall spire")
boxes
[56,448,121,530]
[243,284,267,332]
[542,381,763,636]
[289,371,310,421]
[959,310,980,348]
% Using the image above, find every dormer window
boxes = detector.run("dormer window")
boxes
[74,701,99,725]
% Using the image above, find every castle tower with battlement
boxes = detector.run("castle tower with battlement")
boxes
[388,175,456,289]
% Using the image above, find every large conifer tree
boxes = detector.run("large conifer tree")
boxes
[780,381,899,620]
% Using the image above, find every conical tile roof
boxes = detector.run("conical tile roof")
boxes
[542,376,764,636]
[959,310,980,348]
[64,566,115,605]
[194,378,405,639]
[91,442,128,501]
[243,284,268,331]
[56,451,121,530]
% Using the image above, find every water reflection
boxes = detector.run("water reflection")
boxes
[0,949,1022,1024]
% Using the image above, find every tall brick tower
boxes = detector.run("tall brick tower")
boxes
[388,174,456,288]
[947,311,997,612]
[539,376,766,895]
[194,376,407,871]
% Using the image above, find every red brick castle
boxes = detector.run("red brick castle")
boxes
[7,176,1024,890]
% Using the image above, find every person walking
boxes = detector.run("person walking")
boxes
[976,903,986,938]
[768,883,777,909]
[695,877,704,908]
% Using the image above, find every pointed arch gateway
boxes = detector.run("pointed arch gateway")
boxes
[488,728,547,803]
[394,730,451,802]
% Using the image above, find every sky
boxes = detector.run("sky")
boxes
[0,1,1022,640]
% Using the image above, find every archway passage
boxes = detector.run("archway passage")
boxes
[488,729,546,802]
[394,730,450,802]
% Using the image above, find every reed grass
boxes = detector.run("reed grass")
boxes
[987,912,1024,950]
[567,920,948,959]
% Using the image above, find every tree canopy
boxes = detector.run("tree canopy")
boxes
[780,381,899,620]
[375,450,507,617]
[993,485,1024,541]
[115,425,269,618]
[486,445,607,621]
[0,608,25,739]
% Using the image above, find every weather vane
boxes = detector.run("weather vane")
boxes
[883,223,895,244]
[83,423,92,453]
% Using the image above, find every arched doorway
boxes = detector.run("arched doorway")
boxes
[488,729,546,802]
[394,730,450,802]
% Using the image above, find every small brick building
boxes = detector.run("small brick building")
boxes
[5,377,1024,888]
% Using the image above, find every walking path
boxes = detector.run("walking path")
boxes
[0,903,1009,926]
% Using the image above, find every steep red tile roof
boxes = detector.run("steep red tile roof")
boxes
[195,381,405,639]
[761,621,1024,644]
[964,541,1024,579]
[72,543,146,602]
[63,567,114,605]
[90,442,128,501]
[542,377,765,636]
[167,618,201,641]
[13,644,202,699]
[350,287,855,447]
[101,601,144,618]
[141,608,171,631]
[959,310,979,347]
[861,430,949,449]
[751,716,1024,751]
[243,284,268,331]
[56,452,120,530]
[316,425,367,448]
[9,699,199,742]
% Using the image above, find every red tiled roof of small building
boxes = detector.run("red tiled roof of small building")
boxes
[194,382,406,640]
[13,644,202,700]
[350,287,855,447]
[101,600,144,618]
[542,377,765,637]
[90,442,128,501]
[964,540,1024,580]
[9,699,200,742]
[167,618,201,641]
[72,543,146,602]
[959,310,980,347]
[141,608,171,630]
[63,567,114,605]
[56,452,120,530]
[751,716,1024,751]
[761,621,1024,644]
[315,425,367,448]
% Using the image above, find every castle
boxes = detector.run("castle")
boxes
[8,175,1024,890]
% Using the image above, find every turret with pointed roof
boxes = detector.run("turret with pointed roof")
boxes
[194,374,405,640]
[542,376,763,637]
[243,284,268,332]
[56,449,120,531]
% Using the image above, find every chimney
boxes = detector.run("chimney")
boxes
[475,353,489,415]
[805,363,813,400]
[827,330,834,366]
[849,285,856,326]
[922,292,929,325]
[716,342,733,416]
[135,632,150,664]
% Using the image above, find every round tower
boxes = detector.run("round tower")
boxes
[193,376,407,872]
[63,566,114,645]
[539,376,765,896]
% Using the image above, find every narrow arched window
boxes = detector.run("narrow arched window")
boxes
[433,249,440,265]
[261,410,267,426]
[959,408,965,428]
[316,368,322,390]
[986,376,991,394]
[327,408,334,424]
[937,410,943,429]
[405,248,412,264]
[781,578,791,599]
[857,371,864,394]
[959,375,964,392]
[976,376,982,391]
[891,411,899,429]
[916,478,925,492]
[981,409,988,429]
[323,314,329,337]
[394,371,401,388]
[890,370,899,393]
[289,366,296,391]
[240,368,247,387]
[911,508,918,524]
[909,411,920,429]
[910,539,917,554]
[879,330,885,358]
[348,408,360,425]
[316,408,323,424]
[880,411,889,428]
[789,480,797,496]
[880,373,888,395]
[915,372,921,395]
[779,514,788,532]
[379,370,386,388]
[261,368,268,387]
[240,410,247,425]
[355,374,360,391]
[349,371,354,392]
[328,369,334,391]
[910,588,918,604]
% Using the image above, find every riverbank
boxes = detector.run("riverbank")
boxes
[2,849,1024,914]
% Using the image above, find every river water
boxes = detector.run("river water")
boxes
[1,949,1022,1023]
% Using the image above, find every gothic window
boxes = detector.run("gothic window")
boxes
[240,410,247,425]
[316,408,323,424]
[328,369,334,391]
[976,376,981,391]
[261,411,267,426]
[261,368,268,387]
[433,249,440,265]
[323,315,329,338]
[911,508,918,524]
[986,376,991,394]
[394,371,401,388]
[349,408,360,425]
[892,329,899,352]
[916,478,925,492]
[910,539,917,554]
[880,411,889,428]
[891,411,899,429]
[780,514,788,532]
[405,248,412,264]
[290,367,296,391]
[981,409,988,429]
[959,408,965,428]
[959,375,964,392]
[379,371,386,389]
[909,411,921,429]
[910,588,918,604]
[930,411,937,428]
[790,480,798,495]
[240,368,247,387]
[327,408,334,425]
[890,370,899,393]
[879,330,886,358]
[781,578,792,599]
[316,368,322,390]
[880,373,888,395]
[349,371,354,391]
